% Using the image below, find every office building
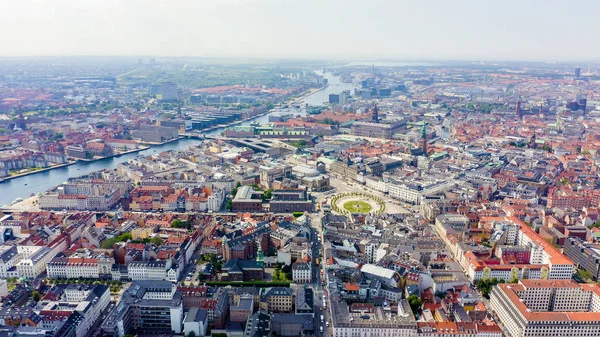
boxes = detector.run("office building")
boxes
[564,236,600,281]
[160,82,178,101]
[490,280,600,337]
[101,281,184,337]
[329,94,340,104]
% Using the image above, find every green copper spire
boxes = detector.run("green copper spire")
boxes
[421,122,427,139]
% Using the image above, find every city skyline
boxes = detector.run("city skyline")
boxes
[1,0,599,62]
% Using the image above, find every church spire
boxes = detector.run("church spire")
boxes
[421,122,428,156]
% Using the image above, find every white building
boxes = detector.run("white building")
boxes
[0,246,21,278]
[389,180,455,205]
[208,189,225,211]
[454,217,574,283]
[126,260,173,281]
[491,280,600,337]
[292,261,312,283]
[46,254,114,279]
[16,246,57,278]
[183,308,208,337]
[39,284,111,337]
[360,264,401,288]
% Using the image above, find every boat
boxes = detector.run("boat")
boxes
[12,198,23,205]
[24,183,27,185]
[250,121,260,127]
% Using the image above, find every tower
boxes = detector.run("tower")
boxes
[16,105,26,130]
[221,235,228,260]
[575,67,581,78]
[177,103,182,119]
[530,131,537,149]
[421,122,428,156]
[256,242,264,268]
[372,104,379,123]
[516,99,522,121]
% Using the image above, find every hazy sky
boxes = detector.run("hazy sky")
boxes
[0,0,597,61]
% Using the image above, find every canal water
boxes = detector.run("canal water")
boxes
[0,72,354,206]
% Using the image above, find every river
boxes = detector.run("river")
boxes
[0,72,353,206]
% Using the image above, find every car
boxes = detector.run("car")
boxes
[320,307,323,311]
[320,326,324,333]
[326,322,329,327]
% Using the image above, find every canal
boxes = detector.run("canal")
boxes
[0,72,355,206]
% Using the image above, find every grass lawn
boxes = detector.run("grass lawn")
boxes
[343,200,372,213]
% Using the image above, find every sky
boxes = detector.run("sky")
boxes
[0,0,597,62]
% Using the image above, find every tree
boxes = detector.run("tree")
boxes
[408,294,422,315]
[187,331,196,337]
[118,233,132,242]
[171,219,184,228]
[226,199,233,211]
[576,269,593,282]
[150,237,163,246]
[262,188,273,201]
[32,291,41,302]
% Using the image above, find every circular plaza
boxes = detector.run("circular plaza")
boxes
[330,192,386,215]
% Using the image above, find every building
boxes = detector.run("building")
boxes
[101,281,184,337]
[435,214,470,239]
[329,94,340,104]
[450,217,575,282]
[564,236,600,281]
[221,259,264,281]
[331,299,417,337]
[260,287,294,313]
[39,284,111,337]
[490,280,600,337]
[16,247,56,278]
[47,254,114,280]
[271,313,314,336]
[295,287,314,314]
[232,186,264,212]
[389,180,455,205]
[259,164,292,189]
[351,120,405,139]
[65,145,88,159]
[244,311,270,337]
[132,125,179,143]
[160,82,178,101]
[269,189,313,213]
[360,264,402,288]
[183,308,208,337]
[0,246,20,279]
[230,294,254,323]
[292,261,312,283]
